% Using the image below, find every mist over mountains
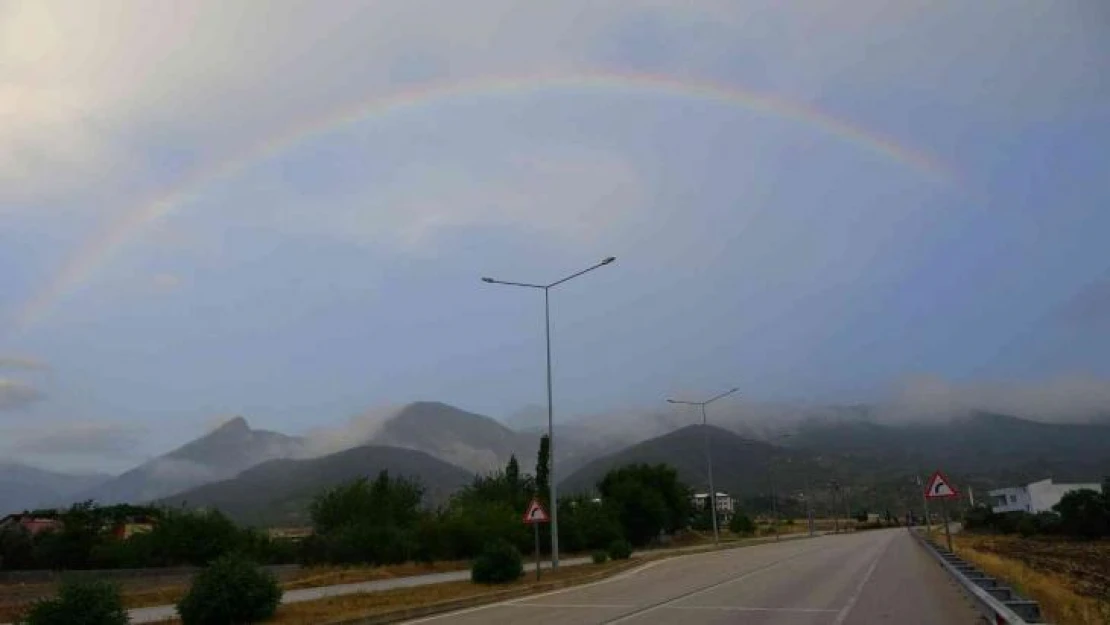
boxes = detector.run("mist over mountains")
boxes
[5,395,1108,521]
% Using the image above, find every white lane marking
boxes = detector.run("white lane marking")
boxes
[666,605,839,613]
[603,544,831,624]
[830,533,894,625]
[506,603,636,609]
[401,559,671,623]
[405,538,834,624]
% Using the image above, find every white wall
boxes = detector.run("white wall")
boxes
[1027,479,1102,514]
[989,486,1031,513]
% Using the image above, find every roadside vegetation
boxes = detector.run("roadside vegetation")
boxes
[2,438,716,623]
[958,488,1110,625]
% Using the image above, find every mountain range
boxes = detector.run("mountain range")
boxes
[0,463,110,515]
[157,444,473,526]
[7,401,1109,524]
[68,417,303,507]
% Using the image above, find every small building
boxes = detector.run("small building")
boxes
[989,478,1103,514]
[0,512,63,536]
[691,492,735,519]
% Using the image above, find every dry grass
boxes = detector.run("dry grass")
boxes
[281,561,467,591]
[2,532,821,624]
[0,561,470,623]
[269,560,635,625]
[953,534,1110,625]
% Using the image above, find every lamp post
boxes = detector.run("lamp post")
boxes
[667,387,740,546]
[481,256,616,569]
[765,433,791,541]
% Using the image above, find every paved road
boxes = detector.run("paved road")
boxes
[123,534,811,624]
[405,529,981,625]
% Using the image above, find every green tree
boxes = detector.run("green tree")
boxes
[309,471,424,534]
[535,435,550,504]
[1053,489,1109,539]
[506,455,520,498]
[557,496,623,553]
[17,578,128,625]
[176,555,281,625]
[729,513,755,535]
[598,464,689,547]
[33,502,102,570]
[0,526,36,570]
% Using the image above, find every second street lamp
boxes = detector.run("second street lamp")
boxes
[481,256,616,569]
[667,387,739,546]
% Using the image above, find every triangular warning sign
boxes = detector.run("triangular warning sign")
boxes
[523,498,549,524]
[924,470,959,500]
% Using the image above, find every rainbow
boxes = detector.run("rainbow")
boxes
[12,70,949,333]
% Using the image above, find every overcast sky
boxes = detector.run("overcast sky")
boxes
[2,1,1108,472]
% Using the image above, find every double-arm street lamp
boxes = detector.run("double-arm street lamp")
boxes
[667,387,740,546]
[481,256,616,569]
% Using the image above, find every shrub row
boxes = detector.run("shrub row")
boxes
[18,555,281,625]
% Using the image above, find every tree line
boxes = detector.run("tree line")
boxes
[1,436,706,571]
[0,502,293,571]
[300,435,693,565]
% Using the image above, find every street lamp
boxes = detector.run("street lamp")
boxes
[667,387,740,546]
[765,433,791,541]
[481,256,616,569]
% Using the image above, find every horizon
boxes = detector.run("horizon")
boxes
[2,1,1108,473]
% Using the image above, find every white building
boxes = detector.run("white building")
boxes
[692,492,735,516]
[989,478,1103,514]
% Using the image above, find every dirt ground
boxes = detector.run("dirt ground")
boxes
[960,534,1110,599]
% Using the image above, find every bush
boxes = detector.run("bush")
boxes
[176,555,282,625]
[557,497,623,554]
[1053,489,1109,539]
[0,526,36,570]
[729,513,755,535]
[591,550,608,564]
[607,539,632,560]
[1017,516,1037,538]
[18,578,128,625]
[470,540,524,584]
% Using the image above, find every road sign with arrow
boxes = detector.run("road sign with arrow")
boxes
[924,470,959,500]
[523,498,550,524]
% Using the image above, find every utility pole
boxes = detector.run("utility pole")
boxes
[839,486,848,530]
[804,472,815,537]
[918,475,931,532]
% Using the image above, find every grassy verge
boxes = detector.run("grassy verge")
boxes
[0,562,469,623]
[2,532,822,624]
[952,534,1110,625]
[268,559,639,625]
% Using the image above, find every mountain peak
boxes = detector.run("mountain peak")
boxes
[210,416,251,436]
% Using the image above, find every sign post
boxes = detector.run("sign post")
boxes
[923,470,960,552]
[523,498,550,581]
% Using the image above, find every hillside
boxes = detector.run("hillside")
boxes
[158,445,473,526]
[0,463,110,514]
[788,411,1110,486]
[560,424,836,501]
[73,417,304,505]
[371,401,538,474]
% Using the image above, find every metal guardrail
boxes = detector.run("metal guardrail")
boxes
[912,528,1047,624]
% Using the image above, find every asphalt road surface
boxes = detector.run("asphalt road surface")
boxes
[406,529,982,625]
